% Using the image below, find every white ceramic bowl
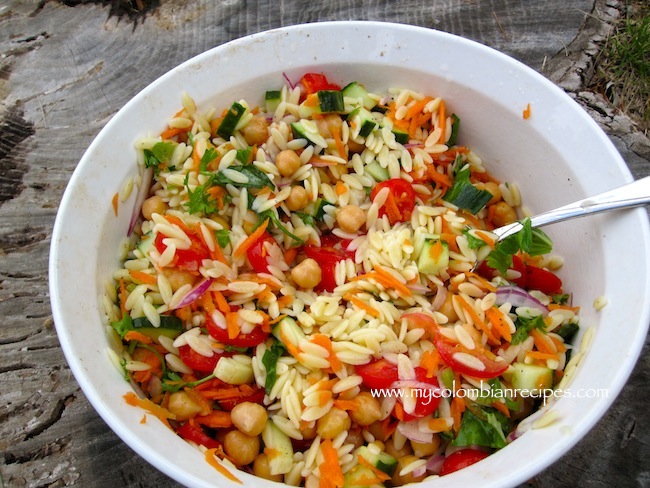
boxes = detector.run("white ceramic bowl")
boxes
[49,21,650,487]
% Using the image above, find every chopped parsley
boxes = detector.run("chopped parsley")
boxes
[511,314,546,345]
[485,218,553,275]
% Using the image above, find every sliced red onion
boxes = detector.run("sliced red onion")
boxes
[170,277,214,310]
[127,167,154,236]
[495,285,548,316]
[425,454,445,474]
[282,72,297,90]
[431,285,447,311]
[404,143,423,149]
[397,420,433,444]
[412,464,427,478]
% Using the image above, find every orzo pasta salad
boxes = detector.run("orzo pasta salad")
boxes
[106,72,582,485]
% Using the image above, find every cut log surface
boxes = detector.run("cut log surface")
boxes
[1,0,648,486]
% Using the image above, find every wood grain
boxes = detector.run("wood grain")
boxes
[0,0,648,486]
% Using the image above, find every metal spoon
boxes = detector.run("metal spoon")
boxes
[492,175,650,241]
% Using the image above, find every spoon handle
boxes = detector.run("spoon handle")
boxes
[493,175,650,240]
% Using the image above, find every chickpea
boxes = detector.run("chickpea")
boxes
[291,258,322,289]
[349,392,382,426]
[384,437,412,459]
[336,205,366,233]
[300,420,318,440]
[345,428,364,449]
[475,181,502,206]
[253,453,283,482]
[242,209,259,235]
[437,291,458,323]
[316,407,351,439]
[347,139,366,154]
[285,185,310,211]
[223,429,261,466]
[275,150,302,177]
[411,435,440,458]
[491,201,518,227]
[367,421,388,442]
[230,402,268,437]
[242,115,269,146]
[141,195,166,220]
[167,391,203,421]
[392,455,426,486]
[163,268,196,292]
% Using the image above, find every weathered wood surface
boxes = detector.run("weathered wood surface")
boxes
[1,0,648,487]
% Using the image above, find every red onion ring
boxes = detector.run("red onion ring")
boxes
[170,277,214,310]
[495,285,548,316]
[425,454,445,474]
[127,167,153,236]
[397,420,433,444]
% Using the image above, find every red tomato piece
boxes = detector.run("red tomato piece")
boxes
[355,359,399,390]
[370,179,416,224]
[440,449,490,475]
[401,367,442,420]
[300,73,341,95]
[402,312,437,334]
[433,333,508,379]
[246,231,277,274]
[218,387,266,411]
[205,315,269,348]
[304,244,347,292]
[176,422,221,449]
[154,232,209,272]
[476,254,527,288]
[178,345,233,374]
[525,265,562,294]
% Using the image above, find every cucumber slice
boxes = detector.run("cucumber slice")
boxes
[217,101,247,139]
[343,465,383,488]
[290,121,327,148]
[262,419,294,475]
[132,315,183,340]
[392,127,409,144]
[365,161,389,182]
[137,232,156,257]
[417,238,449,276]
[213,355,254,385]
[503,362,554,392]
[447,113,460,146]
[317,90,345,113]
[272,316,305,348]
[341,82,377,110]
[265,90,282,114]
[356,445,397,476]
[348,107,377,138]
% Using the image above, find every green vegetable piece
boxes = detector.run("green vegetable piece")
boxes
[265,90,282,113]
[262,340,287,393]
[452,408,508,449]
[555,322,579,342]
[217,101,247,139]
[215,229,230,248]
[447,113,460,146]
[110,315,134,339]
[317,90,344,113]
[511,314,546,345]
[442,164,493,214]
[214,164,274,190]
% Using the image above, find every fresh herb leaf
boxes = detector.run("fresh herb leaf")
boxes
[184,175,219,215]
[552,293,571,305]
[442,164,493,214]
[295,212,316,227]
[463,228,488,250]
[314,199,334,221]
[224,345,249,353]
[447,113,460,146]
[215,229,230,248]
[199,148,219,172]
[262,340,287,393]
[162,373,216,393]
[110,315,134,339]
[528,227,553,256]
[511,314,546,345]
[214,164,274,190]
[452,408,508,449]
[258,210,304,244]
[236,147,252,164]
[143,141,176,174]
[555,322,579,343]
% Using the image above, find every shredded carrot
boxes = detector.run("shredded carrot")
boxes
[523,103,532,120]
[276,295,294,309]
[140,415,147,424]
[379,416,398,441]
[344,293,381,318]
[474,230,496,248]
[128,269,158,285]
[319,439,345,488]
[160,126,186,140]
[333,398,359,411]
[419,348,440,378]
[184,387,212,415]
[525,350,559,361]
[335,180,347,196]
[485,307,512,343]
[549,334,567,353]
[456,297,499,345]
[279,330,301,359]
[311,334,343,372]
[440,233,461,254]
[164,214,194,236]
[358,455,391,482]
[124,330,153,344]
[383,193,402,223]
[330,123,347,160]
[548,303,581,312]
[118,278,128,316]
[374,265,412,297]
[192,144,201,173]
[204,448,242,484]
[530,328,556,354]
[283,247,298,266]
[111,192,119,216]
[450,395,465,432]
[466,272,498,293]
[123,392,175,428]
[428,417,452,432]
[233,218,269,258]
[196,410,233,429]
[212,290,231,314]
[225,311,241,340]
[428,240,445,262]
[425,165,452,189]
[304,93,320,107]
[438,100,446,143]
[492,400,511,418]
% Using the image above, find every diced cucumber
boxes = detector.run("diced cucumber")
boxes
[217,101,247,139]
[272,316,305,348]
[503,362,554,392]
[365,161,389,182]
[447,113,460,146]
[356,445,397,476]
[137,232,156,257]
[290,121,327,148]
[417,238,449,276]
[392,127,409,144]
[265,90,282,114]
[343,465,383,488]
[262,419,294,475]
[348,107,377,138]
[213,354,254,385]
[132,315,183,340]
[341,82,377,110]
[317,90,345,113]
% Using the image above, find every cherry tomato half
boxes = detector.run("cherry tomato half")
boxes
[246,231,278,274]
[370,179,417,224]
[178,345,233,374]
[401,367,442,420]
[299,73,341,95]
[176,422,221,449]
[525,264,563,294]
[440,449,490,475]
[154,232,209,272]
[205,315,269,348]
[433,333,508,379]
[304,244,347,292]
[355,359,399,390]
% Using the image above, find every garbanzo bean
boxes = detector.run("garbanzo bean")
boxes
[242,115,269,146]
[316,407,351,439]
[411,435,440,457]
[285,185,309,211]
[384,437,412,459]
[491,201,517,227]
[253,453,283,482]
[349,392,382,426]
[163,268,196,292]
[291,258,322,289]
[141,195,166,220]
[275,150,302,177]
[223,429,261,466]
[336,205,366,233]
[475,181,502,206]
[392,455,427,486]
[438,291,458,323]
[230,402,268,437]
[166,391,203,421]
